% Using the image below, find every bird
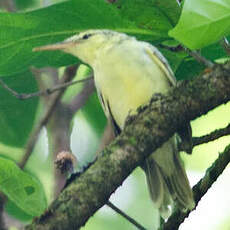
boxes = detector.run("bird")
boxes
[34,29,195,218]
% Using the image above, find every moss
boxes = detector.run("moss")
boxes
[129,136,137,146]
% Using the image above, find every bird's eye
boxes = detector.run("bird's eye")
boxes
[82,34,92,40]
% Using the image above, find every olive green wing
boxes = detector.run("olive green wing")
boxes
[145,44,176,86]
[145,44,193,153]
[98,91,121,136]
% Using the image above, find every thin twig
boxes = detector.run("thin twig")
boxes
[192,123,230,147]
[158,44,214,67]
[107,201,147,230]
[0,77,93,100]
[163,144,230,230]
[18,65,78,168]
[179,122,230,151]
[185,49,214,68]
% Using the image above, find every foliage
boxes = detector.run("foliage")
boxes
[0,72,38,147]
[0,0,230,229]
[0,156,46,216]
[169,0,230,49]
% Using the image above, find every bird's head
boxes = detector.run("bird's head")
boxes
[33,29,127,65]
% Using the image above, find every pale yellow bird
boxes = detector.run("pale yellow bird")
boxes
[34,30,194,218]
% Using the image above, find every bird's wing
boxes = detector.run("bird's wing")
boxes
[98,91,121,136]
[145,44,193,153]
[144,44,177,86]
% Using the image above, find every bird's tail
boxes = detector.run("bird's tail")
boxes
[142,137,195,218]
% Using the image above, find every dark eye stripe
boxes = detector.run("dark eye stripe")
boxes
[82,34,92,40]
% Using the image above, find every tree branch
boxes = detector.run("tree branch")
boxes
[18,65,78,168]
[69,76,95,114]
[163,143,230,230]
[0,77,93,100]
[179,122,230,151]
[25,62,230,230]
[185,49,214,68]
[193,123,230,146]
[107,201,147,230]
[47,102,74,197]
[158,44,214,68]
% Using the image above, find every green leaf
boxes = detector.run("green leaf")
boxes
[0,143,23,162]
[152,0,181,26]
[175,58,204,80]
[5,200,33,222]
[0,156,47,216]
[114,0,180,39]
[0,0,156,76]
[169,0,230,49]
[201,42,228,61]
[0,71,38,147]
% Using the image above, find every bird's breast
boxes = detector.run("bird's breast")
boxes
[93,43,171,129]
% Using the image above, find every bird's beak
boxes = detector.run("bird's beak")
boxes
[33,41,75,52]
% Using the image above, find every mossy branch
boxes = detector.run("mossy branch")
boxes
[26,63,230,230]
